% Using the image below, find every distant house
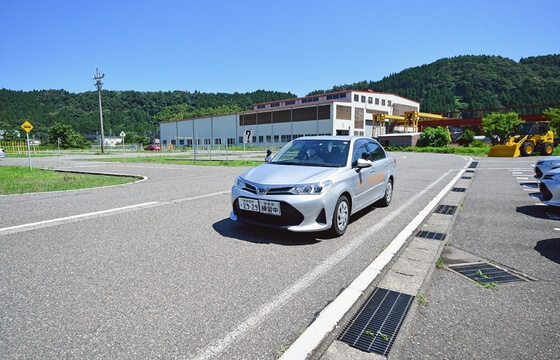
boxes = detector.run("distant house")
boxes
[89,135,122,146]
[0,129,22,140]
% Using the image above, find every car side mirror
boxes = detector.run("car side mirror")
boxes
[356,158,373,170]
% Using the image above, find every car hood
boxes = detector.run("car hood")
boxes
[537,156,560,165]
[241,164,338,185]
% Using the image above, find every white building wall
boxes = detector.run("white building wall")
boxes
[158,90,420,147]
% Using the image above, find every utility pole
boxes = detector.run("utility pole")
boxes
[93,68,105,153]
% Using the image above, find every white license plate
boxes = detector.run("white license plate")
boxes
[239,198,281,216]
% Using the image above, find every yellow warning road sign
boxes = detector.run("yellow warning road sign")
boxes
[21,120,33,133]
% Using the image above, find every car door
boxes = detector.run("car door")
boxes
[366,140,389,202]
[351,139,377,210]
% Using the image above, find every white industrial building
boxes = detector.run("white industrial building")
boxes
[158,89,420,148]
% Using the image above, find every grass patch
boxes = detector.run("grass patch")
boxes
[0,166,138,195]
[96,156,263,167]
[386,145,490,157]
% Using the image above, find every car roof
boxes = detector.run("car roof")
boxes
[295,136,374,142]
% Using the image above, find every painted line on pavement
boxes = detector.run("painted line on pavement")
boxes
[0,202,158,235]
[0,191,230,235]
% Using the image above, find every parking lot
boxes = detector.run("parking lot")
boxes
[1,153,558,359]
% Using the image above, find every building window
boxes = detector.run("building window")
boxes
[368,97,373,104]
[257,104,266,109]
[361,96,366,103]
[274,135,279,142]
[271,102,280,107]
[301,97,319,104]
[375,98,380,105]
[215,138,222,145]
[388,100,392,106]
[354,94,359,102]
[285,100,295,105]
[266,135,271,142]
[259,136,263,143]
[382,99,386,106]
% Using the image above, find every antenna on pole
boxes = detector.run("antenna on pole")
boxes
[93,68,106,153]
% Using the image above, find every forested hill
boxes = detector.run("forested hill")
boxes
[310,54,560,114]
[1,54,559,142]
[0,89,296,141]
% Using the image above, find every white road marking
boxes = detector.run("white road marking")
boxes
[0,202,158,235]
[0,191,231,236]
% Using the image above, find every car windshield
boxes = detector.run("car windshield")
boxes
[271,139,350,167]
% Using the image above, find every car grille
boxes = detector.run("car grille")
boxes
[540,182,553,201]
[242,183,294,195]
[233,199,304,227]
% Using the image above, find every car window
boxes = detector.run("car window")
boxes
[352,140,370,167]
[273,141,305,162]
[367,141,386,161]
[272,140,350,167]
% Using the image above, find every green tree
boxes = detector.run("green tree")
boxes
[49,122,87,148]
[543,107,560,135]
[481,112,522,145]
[417,126,450,147]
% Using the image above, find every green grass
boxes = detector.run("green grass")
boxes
[97,156,264,167]
[0,166,139,195]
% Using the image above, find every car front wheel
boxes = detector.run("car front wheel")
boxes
[329,195,349,237]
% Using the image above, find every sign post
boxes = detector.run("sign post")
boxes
[21,120,34,171]
[120,131,126,162]
[243,129,252,164]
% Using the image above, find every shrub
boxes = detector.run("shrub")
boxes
[457,129,475,146]
[417,127,450,147]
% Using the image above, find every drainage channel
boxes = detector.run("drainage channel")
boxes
[448,262,531,285]
[337,288,414,356]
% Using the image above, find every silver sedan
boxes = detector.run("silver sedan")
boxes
[230,136,396,236]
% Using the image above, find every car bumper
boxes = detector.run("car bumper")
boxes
[230,186,338,232]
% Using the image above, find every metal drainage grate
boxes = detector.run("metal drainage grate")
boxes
[466,169,475,173]
[448,263,527,284]
[416,230,446,241]
[469,161,479,168]
[451,187,466,193]
[434,205,457,215]
[461,176,472,180]
[338,288,413,356]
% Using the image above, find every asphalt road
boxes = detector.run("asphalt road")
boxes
[2,152,557,359]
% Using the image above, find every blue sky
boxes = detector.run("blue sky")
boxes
[1,0,559,97]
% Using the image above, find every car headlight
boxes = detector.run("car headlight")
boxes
[289,180,332,195]
[234,176,246,188]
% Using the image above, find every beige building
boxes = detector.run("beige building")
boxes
[159,89,419,148]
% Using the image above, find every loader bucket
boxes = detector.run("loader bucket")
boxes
[488,144,521,157]
[488,135,527,157]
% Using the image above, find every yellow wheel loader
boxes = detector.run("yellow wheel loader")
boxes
[488,122,554,157]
